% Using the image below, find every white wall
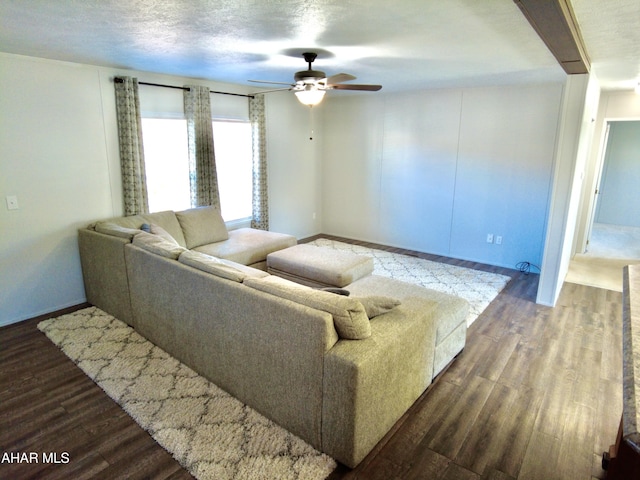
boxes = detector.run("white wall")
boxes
[321,95,386,242]
[452,86,562,268]
[265,94,324,239]
[322,83,564,269]
[0,55,112,325]
[595,121,640,226]
[536,74,600,306]
[0,53,317,325]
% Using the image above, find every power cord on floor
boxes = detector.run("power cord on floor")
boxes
[515,261,541,275]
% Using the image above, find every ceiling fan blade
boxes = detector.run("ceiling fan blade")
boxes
[249,79,293,86]
[251,87,292,94]
[326,73,357,84]
[328,84,382,91]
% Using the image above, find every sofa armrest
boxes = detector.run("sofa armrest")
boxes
[78,228,134,325]
[322,297,437,468]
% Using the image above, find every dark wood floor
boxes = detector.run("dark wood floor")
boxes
[1,237,622,479]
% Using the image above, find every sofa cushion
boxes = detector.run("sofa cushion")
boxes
[355,296,401,318]
[244,276,371,340]
[347,275,468,344]
[267,244,374,288]
[175,206,229,249]
[91,211,187,247]
[178,250,269,283]
[95,222,143,240]
[132,231,187,259]
[141,223,179,245]
[194,228,297,266]
[140,211,187,247]
[92,214,146,232]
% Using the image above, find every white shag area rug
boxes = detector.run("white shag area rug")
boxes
[308,238,511,327]
[38,307,337,480]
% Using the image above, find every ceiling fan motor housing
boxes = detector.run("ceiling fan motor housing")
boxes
[294,69,326,83]
[294,52,325,84]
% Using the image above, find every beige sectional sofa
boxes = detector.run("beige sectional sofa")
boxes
[78,206,469,468]
[78,206,296,326]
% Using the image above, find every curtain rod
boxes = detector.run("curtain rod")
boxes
[114,77,254,99]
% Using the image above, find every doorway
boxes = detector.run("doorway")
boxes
[566,120,640,291]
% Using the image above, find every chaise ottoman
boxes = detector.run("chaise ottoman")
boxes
[266,244,374,288]
[346,274,469,378]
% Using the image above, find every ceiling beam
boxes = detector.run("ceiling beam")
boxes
[514,0,590,74]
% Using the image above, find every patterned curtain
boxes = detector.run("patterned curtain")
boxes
[184,85,220,209]
[249,94,269,230]
[114,77,149,215]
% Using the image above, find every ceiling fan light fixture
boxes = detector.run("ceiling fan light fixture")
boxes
[295,87,326,106]
[249,51,381,106]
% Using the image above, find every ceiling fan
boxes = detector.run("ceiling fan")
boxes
[249,52,382,106]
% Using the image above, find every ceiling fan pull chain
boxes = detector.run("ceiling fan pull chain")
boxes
[309,106,314,141]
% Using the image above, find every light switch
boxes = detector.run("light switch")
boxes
[6,195,19,210]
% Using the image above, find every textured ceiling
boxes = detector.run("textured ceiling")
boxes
[0,0,637,93]
[571,0,640,91]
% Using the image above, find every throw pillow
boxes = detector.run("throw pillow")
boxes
[175,206,229,249]
[141,223,179,245]
[354,296,401,318]
[132,231,187,259]
[95,222,143,240]
[244,276,371,340]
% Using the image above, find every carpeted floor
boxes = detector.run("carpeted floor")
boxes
[566,223,640,292]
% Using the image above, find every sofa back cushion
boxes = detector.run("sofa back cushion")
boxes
[141,223,179,245]
[91,210,187,247]
[141,211,187,247]
[176,206,229,249]
[244,276,371,340]
[132,231,187,259]
[178,250,269,283]
[95,222,143,240]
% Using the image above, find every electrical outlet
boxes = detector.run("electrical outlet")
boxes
[496,235,503,245]
[486,233,494,244]
[6,195,19,210]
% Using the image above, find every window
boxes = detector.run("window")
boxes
[212,121,253,222]
[141,118,253,222]
[141,118,191,213]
